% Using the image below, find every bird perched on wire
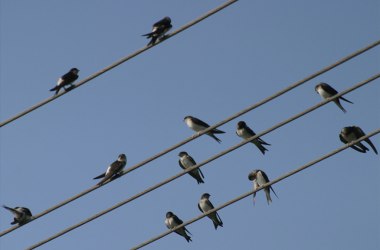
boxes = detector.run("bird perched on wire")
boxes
[198,193,223,230]
[236,121,271,155]
[165,211,192,242]
[315,82,353,113]
[50,68,79,95]
[184,116,225,143]
[248,170,278,205]
[339,126,378,154]
[142,17,172,46]
[93,154,127,186]
[178,151,205,184]
[2,205,33,225]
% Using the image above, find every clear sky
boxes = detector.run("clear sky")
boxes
[1,0,379,249]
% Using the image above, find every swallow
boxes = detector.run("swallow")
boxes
[184,116,225,143]
[93,154,127,186]
[142,17,172,46]
[50,68,79,95]
[236,121,270,155]
[3,205,33,225]
[198,193,223,230]
[315,82,353,113]
[339,126,378,154]
[248,170,278,205]
[178,151,205,184]
[165,211,192,242]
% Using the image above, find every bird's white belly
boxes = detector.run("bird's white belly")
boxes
[237,128,250,139]
[186,119,204,132]
[317,88,331,99]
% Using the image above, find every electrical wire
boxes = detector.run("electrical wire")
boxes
[2,39,378,238]
[130,129,380,249]
[0,0,239,128]
[25,73,380,249]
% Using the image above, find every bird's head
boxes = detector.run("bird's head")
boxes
[178,151,188,157]
[341,127,351,135]
[248,170,259,181]
[237,121,246,129]
[163,16,171,23]
[118,154,127,162]
[70,68,80,74]
[183,116,192,122]
[201,193,211,199]
[166,211,174,218]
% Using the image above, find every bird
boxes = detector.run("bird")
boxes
[93,154,127,186]
[248,170,278,205]
[236,121,270,155]
[50,68,79,95]
[165,211,192,242]
[184,116,225,143]
[3,205,33,225]
[178,151,205,184]
[315,82,353,113]
[142,17,172,46]
[198,193,223,230]
[339,126,378,154]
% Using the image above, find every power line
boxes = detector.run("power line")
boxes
[0,38,378,237]
[0,0,239,128]
[130,129,380,250]
[25,74,380,249]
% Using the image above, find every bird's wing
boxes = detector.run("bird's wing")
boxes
[205,199,214,210]
[188,155,197,166]
[173,215,183,225]
[154,17,171,27]
[21,207,32,216]
[93,172,106,180]
[259,171,270,183]
[192,117,210,128]
[323,84,338,95]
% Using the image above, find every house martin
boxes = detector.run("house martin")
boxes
[198,193,223,230]
[248,170,278,205]
[184,116,225,143]
[142,17,172,46]
[315,82,353,113]
[93,154,127,186]
[178,151,204,184]
[236,121,270,155]
[165,211,192,242]
[339,126,378,154]
[2,205,33,225]
[50,68,79,95]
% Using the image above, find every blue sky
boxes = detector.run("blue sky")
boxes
[1,0,379,249]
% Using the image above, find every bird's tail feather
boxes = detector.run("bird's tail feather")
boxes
[265,189,272,205]
[258,144,268,155]
[147,37,157,46]
[185,235,192,242]
[340,96,353,104]
[208,133,222,143]
[2,205,13,212]
[334,100,347,113]
[350,145,367,153]
[365,138,378,154]
[270,186,279,199]
[93,173,106,180]
[50,86,58,92]
[142,32,153,38]
[213,129,225,134]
